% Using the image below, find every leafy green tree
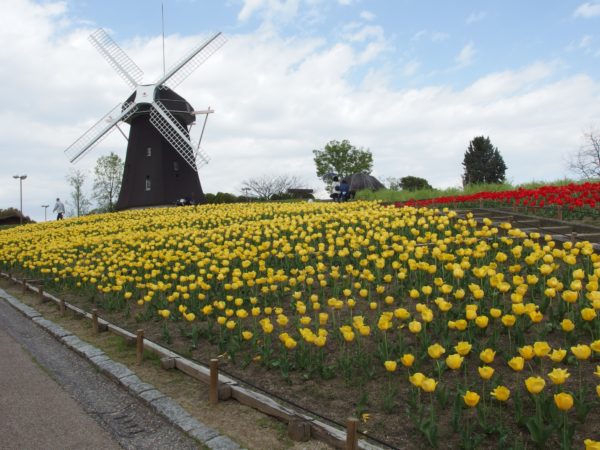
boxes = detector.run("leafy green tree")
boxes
[66,169,91,217]
[462,136,507,185]
[400,176,432,191]
[313,140,373,181]
[93,152,124,212]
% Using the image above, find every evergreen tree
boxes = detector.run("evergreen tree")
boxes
[462,136,507,185]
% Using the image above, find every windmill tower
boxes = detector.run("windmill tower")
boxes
[65,29,226,210]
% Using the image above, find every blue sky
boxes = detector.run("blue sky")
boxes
[1,0,600,221]
[65,0,600,90]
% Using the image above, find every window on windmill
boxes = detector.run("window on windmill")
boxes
[173,161,179,172]
[146,147,152,157]
[145,176,151,191]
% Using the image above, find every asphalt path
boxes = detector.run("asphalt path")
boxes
[0,298,201,450]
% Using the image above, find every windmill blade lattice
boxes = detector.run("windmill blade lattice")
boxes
[89,28,144,89]
[157,32,226,90]
[65,102,138,163]
[194,146,210,167]
[149,100,198,170]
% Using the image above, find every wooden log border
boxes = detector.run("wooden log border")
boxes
[0,271,384,450]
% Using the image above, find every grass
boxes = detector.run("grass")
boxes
[355,178,591,203]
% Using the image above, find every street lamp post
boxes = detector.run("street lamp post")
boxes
[41,204,49,221]
[12,174,27,225]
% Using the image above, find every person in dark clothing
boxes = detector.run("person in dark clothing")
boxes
[339,179,350,202]
[330,176,341,201]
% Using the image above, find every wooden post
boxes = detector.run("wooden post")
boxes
[556,205,563,220]
[22,279,27,294]
[136,329,144,365]
[209,358,219,406]
[571,231,577,244]
[479,199,483,209]
[92,309,99,334]
[346,417,358,450]
[38,284,44,302]
[59,298,66,316]
[512,202,517,213]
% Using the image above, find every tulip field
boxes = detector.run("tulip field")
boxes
[396,181,600,222]
[1,201,599,449]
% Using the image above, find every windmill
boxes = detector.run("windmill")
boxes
[65,28,226,210]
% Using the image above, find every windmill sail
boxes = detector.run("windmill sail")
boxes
[149,100,197,170]
[89,28,144,89]
[157,32,226,90]
[65,102,138,163]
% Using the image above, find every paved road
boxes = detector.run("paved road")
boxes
[0,298,201,450]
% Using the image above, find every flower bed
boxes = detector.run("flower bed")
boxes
[1,202,599,449]
[395,182,600,221]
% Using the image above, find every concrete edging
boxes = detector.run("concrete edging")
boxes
[0,285,243,450]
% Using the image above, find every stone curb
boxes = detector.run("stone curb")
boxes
[0,288,244,450]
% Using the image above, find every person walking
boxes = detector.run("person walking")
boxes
[53,198,65,220]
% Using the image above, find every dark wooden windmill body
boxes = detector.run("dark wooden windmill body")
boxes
[116,88,203,209]
[64,29,226,210]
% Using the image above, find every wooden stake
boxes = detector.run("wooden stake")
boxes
[556,205,563,220]
[22,279,27,294]
[92,309,99,334]
[136,329,144,365]
[571,231,577,244]
[346,417,358,450]
[59,298,66,316]
[209,358,219,406]
[38,284,44,302]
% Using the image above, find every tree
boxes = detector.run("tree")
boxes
[313,140,373,181]
[66,169,91,217]
[568,128,600,179]
[462,136,507,185]
[240,174,303,200]
[93,152,124,212]
[401,176,432,191]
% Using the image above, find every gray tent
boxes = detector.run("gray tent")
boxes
[345,173,385,191]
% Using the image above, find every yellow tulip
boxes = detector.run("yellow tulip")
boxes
[401,354,415,367]
[584,438,600,450]
[508,356,525,372]
[571,344,592,360]
[553,392,574,411]
[454,341,472,356]
[524,376,546,394]
[561,319,575,332]
[518,345,535,360]
[591,340,600,353]
[549,349,567,363]
[409,372,426,387]
[384,361,397,372]
[446,354,464,370]
[581,308,597,321]
[533,341,551,358]
[490,385,510,402]
[547,368,570,385]
[463,390,480,407]
[242,331,253,340]
[480,348,496,364]
[478,365,495,380]
[475,315,489,328]
[408,320,422,334]
[421,378,437,393]
[428,343,446,359]
[501,314,516,327]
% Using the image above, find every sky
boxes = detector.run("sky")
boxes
[1,0,600,222]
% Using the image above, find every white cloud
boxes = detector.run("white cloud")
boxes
[360,10,375,21]
[466,11,486,24]
[455,42,476,67]
[402,60,420,77]
[411,29,449,42]
[573,2,600,18]
[237,0,300,22]
[2,1,600,222]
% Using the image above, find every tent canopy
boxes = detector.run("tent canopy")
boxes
[344,173,385,191]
